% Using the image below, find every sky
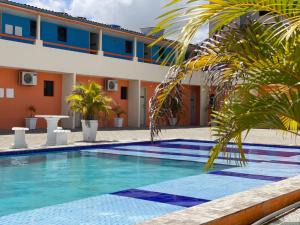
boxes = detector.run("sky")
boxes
[14,0,208,42]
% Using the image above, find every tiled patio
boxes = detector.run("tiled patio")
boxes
[1,127,300,151]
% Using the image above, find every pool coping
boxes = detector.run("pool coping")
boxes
[1,138,300,158]
[139,175,300,225]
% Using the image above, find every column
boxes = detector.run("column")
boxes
[200,85,209,126]
[128,80,141,127]
[0,9,2,37]
[98,29,104,56]
[35,15,43,46]
[133,37,138,62]
[61,73,76,129]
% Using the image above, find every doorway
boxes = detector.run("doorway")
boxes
[190,91,197,125]
[140,87,147,126]
[143,44,152,61]
[90,32,98,54]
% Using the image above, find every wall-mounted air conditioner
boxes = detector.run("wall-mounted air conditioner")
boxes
[106,80,118,91]
[19,72,37,86]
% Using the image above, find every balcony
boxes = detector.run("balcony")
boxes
[0,32,170,66]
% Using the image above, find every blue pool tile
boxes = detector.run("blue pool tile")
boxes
[223,162,300,178]
[209,171,287,182]
[109,146,291,165]
[169,141,300,152]
[83,149,238,166]
[0,195,183,225]
[139,174,271,200]
[112,189,209,208]
[157,143,300,157]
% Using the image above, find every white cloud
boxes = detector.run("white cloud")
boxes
[26,0,67,11]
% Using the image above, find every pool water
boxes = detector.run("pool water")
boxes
[0,150,228,217]
[1,139,300,225]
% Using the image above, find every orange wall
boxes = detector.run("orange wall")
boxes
[0,68,62,129]
[141,81,158,126]
[141,81,201,127]
[76,75,129,128]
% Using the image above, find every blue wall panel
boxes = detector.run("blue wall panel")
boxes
[41,21,90,53]
[137,41,144,58]
[1,13,35,44]
[102,34,133,60]
[151,45,174,64]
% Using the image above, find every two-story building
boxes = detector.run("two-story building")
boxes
[0,0,210,130]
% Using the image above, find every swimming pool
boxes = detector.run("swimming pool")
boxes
[0,139,300,225]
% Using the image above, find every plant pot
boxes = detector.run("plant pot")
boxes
[25,118,38,130]
[169,117,178,126]
[114,118,124,128]
[81,120,98,142]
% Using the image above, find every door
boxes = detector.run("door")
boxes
[190,91,197,125]
[140,87,147,126]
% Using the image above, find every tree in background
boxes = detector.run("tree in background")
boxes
[150,0,300,169]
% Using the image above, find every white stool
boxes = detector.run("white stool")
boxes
[12,127,29,149]
[54,129,71,146]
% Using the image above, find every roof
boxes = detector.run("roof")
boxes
[0,0,177,44]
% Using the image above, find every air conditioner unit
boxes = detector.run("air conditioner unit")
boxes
[20,72,37,86]
[106,80,118,91]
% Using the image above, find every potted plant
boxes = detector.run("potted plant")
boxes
[25,106,38,130]
[168,97,182,126]
[112,105,126,128]
[67,81,112,142]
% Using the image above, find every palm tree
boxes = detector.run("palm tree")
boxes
[67,81,112,120]
[150,0,300,170]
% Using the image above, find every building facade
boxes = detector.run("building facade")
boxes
[0,0,210,130]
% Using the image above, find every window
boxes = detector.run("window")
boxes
[159,47,166,59]
[58,26,67,42]
[125,41,133,53]
[44,81,54,97]
[5,24,13,35]
[30,20,37,37]
[121,87,128,100]
[15,26,23,36]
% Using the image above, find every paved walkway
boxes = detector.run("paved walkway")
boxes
[1,127,300,151]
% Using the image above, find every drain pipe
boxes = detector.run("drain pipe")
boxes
[252,201,300,225]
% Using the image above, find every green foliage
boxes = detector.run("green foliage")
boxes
[67,81,112,120]
[112,105,127,118]
[150,0,300,170]
[28,105,36,118]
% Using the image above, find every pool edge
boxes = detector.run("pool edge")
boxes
[139,175,300,225]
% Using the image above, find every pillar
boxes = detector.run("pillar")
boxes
[0,9,2,36]
[61,73,76,129]
[200,85,209,126]
[128,79,141,127]
[98,29,104,56]
[133,37,138,62]
[35,15,43,46]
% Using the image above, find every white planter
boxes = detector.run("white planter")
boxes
[81,120,98,142]
[114,118,124,128]
[25,118,38,130]
[169,117,178,126]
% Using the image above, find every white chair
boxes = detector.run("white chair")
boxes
[12,127,29,149]
[54,129,71,146]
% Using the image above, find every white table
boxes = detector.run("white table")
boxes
[35,115,69,146]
